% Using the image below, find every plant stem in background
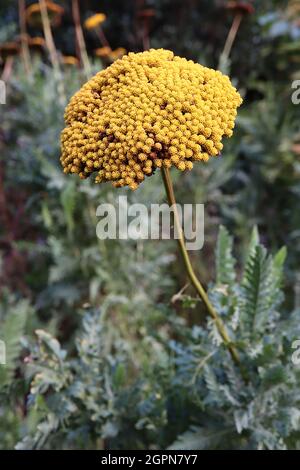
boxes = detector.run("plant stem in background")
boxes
[1,56,14,82]
[223,12,243,60]
[161,166,241,366]
[72,0,91,78]
[218,12,243,71]
[38,0,59,71]
[38,0,65,104]
[18,0,31,75]
[96,27,111,49]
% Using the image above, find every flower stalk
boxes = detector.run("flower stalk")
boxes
[18,0,31,75]
[220,12,243,66]
[38,0,65,104]
[72,0,91,78]
[161,166,241,366]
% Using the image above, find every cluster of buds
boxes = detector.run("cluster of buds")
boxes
[61,49,242,190]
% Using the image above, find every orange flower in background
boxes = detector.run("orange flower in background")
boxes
[0,41,20,59]
[61,55,79,66]
[61,49,242,190]
[94,47,127,62]
[22,36,45,54]
[94,46,112,57]
[85,12,110,52]
[27,36,46,47]
[25,1,64,27]
[109,48,127,61]
[26,36,46,49]
[84,13,106,30]
[225,1,255,15]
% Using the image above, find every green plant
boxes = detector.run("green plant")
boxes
[1,0,299,451]
[14,227,300,450]
[168,227,300,450]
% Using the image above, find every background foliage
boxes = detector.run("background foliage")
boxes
[1,0,300,450]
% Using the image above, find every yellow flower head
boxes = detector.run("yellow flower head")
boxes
[94,46,112,57]
[61,49,242,190]
[84,13,106,30]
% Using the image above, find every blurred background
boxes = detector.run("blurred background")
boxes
[1,0,300,450]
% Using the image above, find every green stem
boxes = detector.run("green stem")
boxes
[161,166,240,366]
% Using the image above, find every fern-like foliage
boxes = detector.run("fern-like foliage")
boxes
[168,424,237,450]
[12,227,300,450]
[16,309,128,449]
[216,225,236,287]
[240,242,286,337]
[167,227,300,450]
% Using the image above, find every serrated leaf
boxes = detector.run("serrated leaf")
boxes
[241,245,280,333]
[216,225,236,286]
[168,425,235,450]
[247,226,259,258]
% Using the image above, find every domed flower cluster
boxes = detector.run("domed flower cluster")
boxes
[61,49,242,190]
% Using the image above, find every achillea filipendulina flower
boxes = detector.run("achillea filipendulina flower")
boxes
[94,46,112,57]
[27,36,46,48]
[84,13,106,30]
[94,47,127,63]
[61,55,79,66]
[61,49,242,190]
[25,1,64,27]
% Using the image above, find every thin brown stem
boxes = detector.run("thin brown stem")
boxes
[38,0,65,103]
[38,0,59,71]
[161,166,241,366]
[18,0,31,75]
[219,12,243,69]
[96,27,111,49]
[1,56,14,82]
[72,0,91,77]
